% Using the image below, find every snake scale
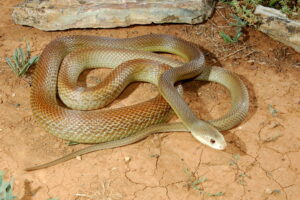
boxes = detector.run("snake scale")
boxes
[26,34,249,171]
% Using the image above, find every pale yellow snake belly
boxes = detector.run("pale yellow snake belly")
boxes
[26,34,249,171]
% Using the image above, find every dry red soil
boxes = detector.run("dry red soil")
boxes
[0,1,299,200]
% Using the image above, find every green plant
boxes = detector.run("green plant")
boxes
[0,171,16,200]
[5,41,39,76]
[268,104,279,117]
[190,177,207,191]
[268,0,299,17]
[221,0,299,26]
[220,15,247,44]
[229,154,240,166]
[219,0,299,44]
[228,0,262,26]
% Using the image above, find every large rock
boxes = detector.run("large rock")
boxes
[12,0,217,31]
[255,5,300,53]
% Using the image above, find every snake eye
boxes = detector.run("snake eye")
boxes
[210,138,216,144]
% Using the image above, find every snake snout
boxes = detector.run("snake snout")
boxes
[190,122,227,150]
[205,134,226,150]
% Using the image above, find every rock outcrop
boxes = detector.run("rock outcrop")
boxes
[12,0,217,31]
[255,5,300,53]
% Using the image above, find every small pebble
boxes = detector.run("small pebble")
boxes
[247,59,255,65]
[258,61,266,65]
[11,93,16,97]
[76,156,82,160]
[124,156,131,163]
[265,188,272,194]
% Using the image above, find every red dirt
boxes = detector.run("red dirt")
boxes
[0,1,299,200]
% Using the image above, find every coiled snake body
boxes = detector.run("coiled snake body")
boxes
[27,34,249,171]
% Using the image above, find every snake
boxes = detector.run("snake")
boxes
[26,34,249,171]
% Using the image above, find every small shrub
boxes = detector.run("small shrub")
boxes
[222,0,299,23]
[0,171,16,200]
[5,41,39,77]
[220,15,248,44]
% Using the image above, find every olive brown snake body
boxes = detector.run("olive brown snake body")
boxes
[26,34,249,171]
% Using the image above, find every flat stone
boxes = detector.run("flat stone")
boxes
[255,5,300,53]
[12,0,217,31]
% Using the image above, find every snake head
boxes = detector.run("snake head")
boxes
[190,122,227,150]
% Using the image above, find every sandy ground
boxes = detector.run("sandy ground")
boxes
[0,1,300,200]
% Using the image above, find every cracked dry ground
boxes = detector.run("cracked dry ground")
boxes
[0,1,300,200]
